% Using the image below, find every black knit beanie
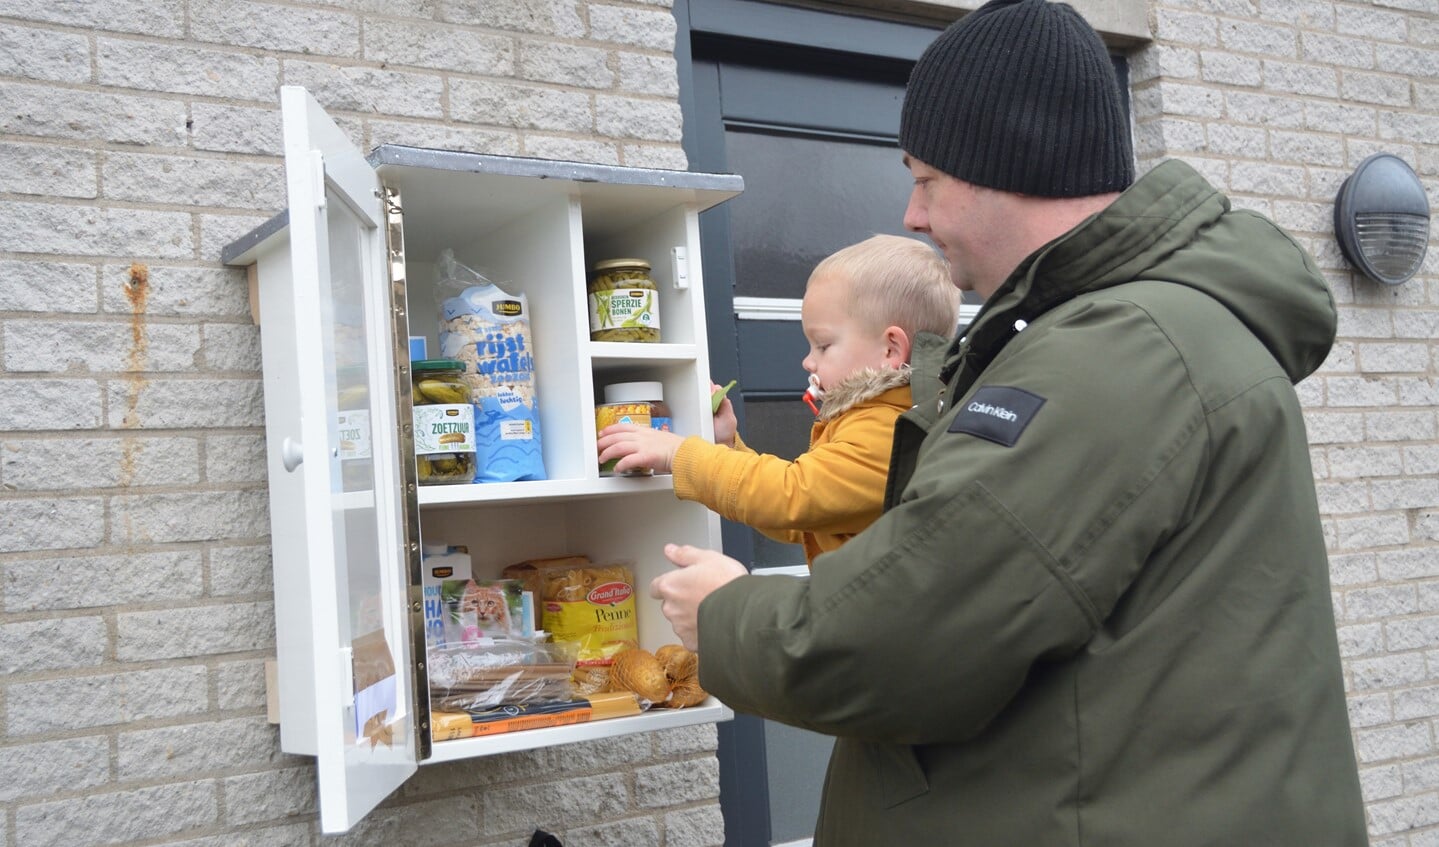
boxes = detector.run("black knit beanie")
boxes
[899,0,1134,197]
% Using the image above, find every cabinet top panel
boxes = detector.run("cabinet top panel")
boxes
[369,145,743,196]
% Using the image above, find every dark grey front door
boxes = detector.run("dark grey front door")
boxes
[676,3,944,844]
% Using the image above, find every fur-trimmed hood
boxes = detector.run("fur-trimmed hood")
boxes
[815,366,911,422]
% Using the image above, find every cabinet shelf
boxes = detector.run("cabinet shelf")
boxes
[417,474,678,508]
[423,699,731,764]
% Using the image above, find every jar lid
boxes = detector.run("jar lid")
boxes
[592,257,651,273]
[605,381,664,403]
[412,358,465,372]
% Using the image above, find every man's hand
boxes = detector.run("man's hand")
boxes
[651,543,747,651]
[597,423,684,474]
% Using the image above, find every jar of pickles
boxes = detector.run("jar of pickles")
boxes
[587,258,660,342]
[411,358,476,485]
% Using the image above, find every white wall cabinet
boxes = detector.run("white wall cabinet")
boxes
[223,87,742,833]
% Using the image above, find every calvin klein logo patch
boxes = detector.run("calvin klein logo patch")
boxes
[947,385,1046,447]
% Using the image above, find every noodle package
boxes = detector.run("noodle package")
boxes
[436,250,547,482]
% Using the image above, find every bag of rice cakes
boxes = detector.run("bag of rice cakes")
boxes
[436,250,547,482]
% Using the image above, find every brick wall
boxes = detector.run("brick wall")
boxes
[1131,2,1439,844]
[4,0,1438,844]
[0,1,720,846]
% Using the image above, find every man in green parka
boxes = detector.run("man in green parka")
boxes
[651,0,1370,844]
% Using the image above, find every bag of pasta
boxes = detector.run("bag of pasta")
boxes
[509,561,639,695]
[436,249,546,482]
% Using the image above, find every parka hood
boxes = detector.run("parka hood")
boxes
[963,159,1337,383]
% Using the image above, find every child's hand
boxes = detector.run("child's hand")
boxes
[711,382,737,448]
[597,423,685,474]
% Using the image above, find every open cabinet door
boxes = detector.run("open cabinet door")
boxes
[278,84,418,832]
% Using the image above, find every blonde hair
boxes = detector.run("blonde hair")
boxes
[809,234,961,340]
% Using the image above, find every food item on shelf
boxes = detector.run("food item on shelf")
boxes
[503,560,640,690]
[410,358,477,485]
[422,544,472,648]
[587,258,660,342]
[427,638,577,712]
[430,691,644,740]
[606,647,671,705]
[435,249,546,483]
[652,643,708,709]
[594,401,652,476]
[441,578,532,643]
[604,381,672,432]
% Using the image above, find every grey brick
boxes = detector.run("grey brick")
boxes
[221,766,317,825]
[1153,9,1218,47]
[618,143,686,171]
[1398,379,1439,407]
[0,22,90,83]
[102,151,285,211]
[328,796,479,845]
[618,52,679,97]
[1199,50,1261,86]
[100,263,251,319]
[98,38,279,102]
[1,616,107,674]
[1338,621,1385,658]
[1350,653,1428,691]
[118,600,275,661]
[209,544,273,596]
[1130,45,1199,83]
[439,0,586,37]
[664,804,725,847]
[1377,44,1439,79]
[1366,410,1437,441]
[190,102,283,156]
[157,823,313,847]
[0,141,96,199]
[2,434,201,491]
[1328,445,1404,479]
[105,378,263,429]
[1420,511,1439,543]
[7,666,208,733]
[0,82,188,146]
[1403,758,1439,795]
[1372,478,1439,511]
[1360,342,1432,373]
[1229,160,1306,198]
[634,757,719,807]
[119,715,282,779]
[214,657,267,710]
[1346,584,1420,620]
[589,5,676,51]
[191,0,360,57]
[1304,410,1364,444]
[1221,18,1297,57]
[1154,82,1225,119]
[1407,445,1439,476]
[108,489,270,545]
[284,60,444,119]
[1327,376,1401,407]
[1304,101,1378,137]
[3,319,201,373]
[450,79,591,132]
[15,781,218,847]
[364,18,515,77]
[519,39,613,88]
[0,496,104,552]
[199,323,262,373]
[1343,71,1413,107]
[1225,91,1306,129]
[0,0,183,35]
[2,550,203,612]
[0,259,99,312]
[1205,124,1267,158]
[1269,132,1345,168]
[1369,792,1439,837]
[1330,551,1379,586]
[595,95,681,142]
[483,774,627,835]
[1378,548,1439,581]
[1349,692,1395,729]
[1359,722,1436,765]
[652,723,717,757]
[366,119,520,157]
[1315,479,1372,515]
[1397,686,1439,723]
[1301,32,1376,69]
[1337,4,1405,38]
[0,736,110,802]
[562,816,661,847]
[4,200,192,259]
[1254,0,1333,29]
[1361,763,1404,801]
[205,434,267,484]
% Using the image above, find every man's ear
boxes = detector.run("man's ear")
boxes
[882,326,911,368]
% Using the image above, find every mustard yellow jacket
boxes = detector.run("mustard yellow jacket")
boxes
[670,368,911,566]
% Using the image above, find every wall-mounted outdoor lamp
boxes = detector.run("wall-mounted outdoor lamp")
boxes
[1334,153,1431,286]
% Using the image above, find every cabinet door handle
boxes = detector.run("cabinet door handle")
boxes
[281,437,305,472]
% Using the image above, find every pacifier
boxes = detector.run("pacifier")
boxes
[802,373,824,416]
